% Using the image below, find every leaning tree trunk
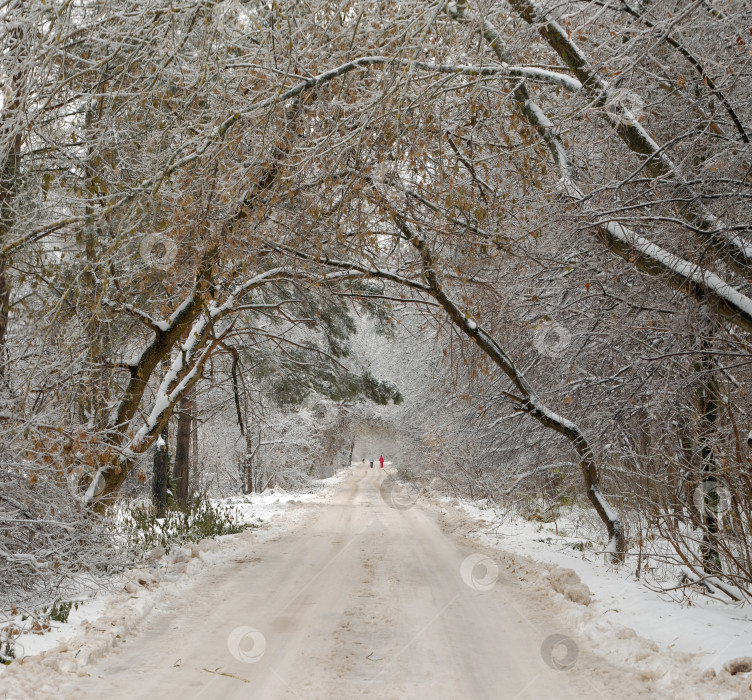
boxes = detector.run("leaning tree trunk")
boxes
[402,218,627,560]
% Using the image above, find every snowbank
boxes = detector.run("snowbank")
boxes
[428,492,752,698]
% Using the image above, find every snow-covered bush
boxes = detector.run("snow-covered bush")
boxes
[122,495,248,554]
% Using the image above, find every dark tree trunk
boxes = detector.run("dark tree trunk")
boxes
[0,257,10,379]
[696,330,723,574]
[0,22,26,382]
[152,427,169,517]
[173,391,192,508]
[246,436,255,494]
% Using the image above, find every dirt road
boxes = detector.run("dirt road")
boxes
[62,467,633,699]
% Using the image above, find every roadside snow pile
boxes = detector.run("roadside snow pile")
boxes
[548,566,591,606]
[432,493,752,698]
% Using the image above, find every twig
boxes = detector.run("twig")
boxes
[201,667,250,683]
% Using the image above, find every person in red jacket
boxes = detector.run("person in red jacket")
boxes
[379,455,384,469]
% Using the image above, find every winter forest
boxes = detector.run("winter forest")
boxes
[2,0,752,656]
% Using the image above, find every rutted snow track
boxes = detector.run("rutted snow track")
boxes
[28,468,645,698]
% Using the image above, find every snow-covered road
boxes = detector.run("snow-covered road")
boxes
[57,467,636,699]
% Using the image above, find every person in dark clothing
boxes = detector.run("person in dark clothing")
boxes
[369,456,374,468]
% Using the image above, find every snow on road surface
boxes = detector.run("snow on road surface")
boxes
[2,466,751,699]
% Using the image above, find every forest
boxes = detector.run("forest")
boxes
[1,0,751,617]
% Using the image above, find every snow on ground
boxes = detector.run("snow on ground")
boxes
[221,470,346,538]
[0,471,346,697]
[2,466,644,700]
[3,467,752,699]
[426,490,752,690]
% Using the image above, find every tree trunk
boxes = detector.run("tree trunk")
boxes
[249,456,256,493]
[0,256,10,379]
[0,20,27,382]
[152,426,169,518]
[192,406,199,485]
[77,102,111,430]
[695,325,723,574]
[173,391,192,508]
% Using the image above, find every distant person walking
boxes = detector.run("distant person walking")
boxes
[369,456,374,468]
[379,455,384,469]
